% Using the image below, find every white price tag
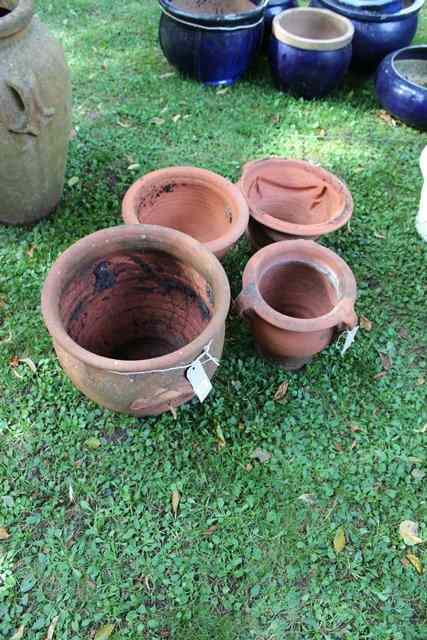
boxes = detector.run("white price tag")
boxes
[186,360,212,402]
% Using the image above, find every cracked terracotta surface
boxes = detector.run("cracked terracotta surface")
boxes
[239,158,353,247]
[236,239,357,370]
[42,225,230,416]
[122,166,249,259]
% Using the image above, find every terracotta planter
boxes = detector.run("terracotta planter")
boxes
[41,225,231,416]
[122,167,249,259]
[239,158,353,249]
[236,240,357,370]
[0,0,71,225]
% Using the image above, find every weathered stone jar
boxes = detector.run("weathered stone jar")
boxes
[0,0,71,225]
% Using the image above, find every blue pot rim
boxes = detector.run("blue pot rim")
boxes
[272,33,352,52]
[158,0,268,27]
[315,0,424,21]
[386,44,427,91]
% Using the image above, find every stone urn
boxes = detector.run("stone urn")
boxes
[0,0,72,225]
[122,166,249,259]
[41,225,231,416]
[236,240,357,370]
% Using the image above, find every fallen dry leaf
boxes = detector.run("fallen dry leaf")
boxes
[398,327,409,339]
[399,520,423,545]
[19,357,36,374]
[27,245,37,258]
[297,493,316,505]
[171,489,180,518]
[45,616,59,640]
[216,424,226,449]
[401,557,410,568]
[11,626,25,640]
[379,352,392,371]
[117,119,132,128]
[69,127,77,140]
[317,128,326,138]
[251,448,272,464]
[416,376,425,386]
[203,525,218,536]
[94,624,115,640]
[350,423,362,433]
[334,527,346,553]
[151,117,165,126]
[407,553,423,575]
[172,114,181,123]
[374,231,386,240]
[67,176,79,187]
[127,163,140,172]
[169,405,177,420]
[360,316,372,331]
[245,463,253,472]
[216,87,229,95]
[271,114,280,125]
[412,468,425,481]
[377,109,397,126]
[10,356,19,368]
[374,371,387,381]
[274,380,289,402]
[159,72,175,79]
[0,527,10,540]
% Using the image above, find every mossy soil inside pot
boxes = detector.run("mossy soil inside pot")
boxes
[61,249,214,361]
[395,58,427,87]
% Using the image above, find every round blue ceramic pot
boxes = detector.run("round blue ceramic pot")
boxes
[376,45,427,130]
[310,0,424,69]
[158,0,267,86]
[269,8,354,99]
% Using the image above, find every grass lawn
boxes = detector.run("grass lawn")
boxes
[1,0,427,638]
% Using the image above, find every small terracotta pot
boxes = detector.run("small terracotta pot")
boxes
[239,158,353,249]
[236,240,357,370]
[122,166,249,259]
[42,225,231,416]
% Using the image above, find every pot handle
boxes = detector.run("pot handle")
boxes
[337,298,358,331]
[234,283,258,319]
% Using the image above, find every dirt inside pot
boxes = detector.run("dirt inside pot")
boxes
[136,181,234,243]
[60,249,214,360]
[395,59,427,88]
[259,261,338,318]
[247,165,345,225]
[170,0,257,16]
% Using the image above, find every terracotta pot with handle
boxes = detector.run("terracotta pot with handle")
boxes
[238,158,353,249]
[236,240,357,370]
[42,225,231,416]
[0,0,71,225]
[122,166,249,259]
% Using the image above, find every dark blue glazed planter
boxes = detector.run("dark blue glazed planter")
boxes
[311,0,424,69]
[264,0,298,38]
[376,46,427,130]
[158,0,267,86]
[269,8,354,98]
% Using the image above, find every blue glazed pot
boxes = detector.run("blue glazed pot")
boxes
[376,45,427,130]
[310,0,424,69]
[269,8,354,98]
[158,0,267,86]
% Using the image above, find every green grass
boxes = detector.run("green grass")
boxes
[1,1,427,638]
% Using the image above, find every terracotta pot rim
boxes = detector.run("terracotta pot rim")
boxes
[0,0,33,39]
[238,157,353,236]
[272,8,354,51]
[122,166,249,256]
[41,224,231,373]
[239,240,357,331]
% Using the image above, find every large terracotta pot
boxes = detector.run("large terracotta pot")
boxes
[41,225,231,416]
[239,158,353,249]
[0,0,71,225]
[236,240,357,370]
[122,167,249,259]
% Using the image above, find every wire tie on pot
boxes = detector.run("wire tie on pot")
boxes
[338,326,359,356]
[160,6,265,32]
[108,340,219,402]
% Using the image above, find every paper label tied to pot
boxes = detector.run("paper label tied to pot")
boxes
[186,360,212,402]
